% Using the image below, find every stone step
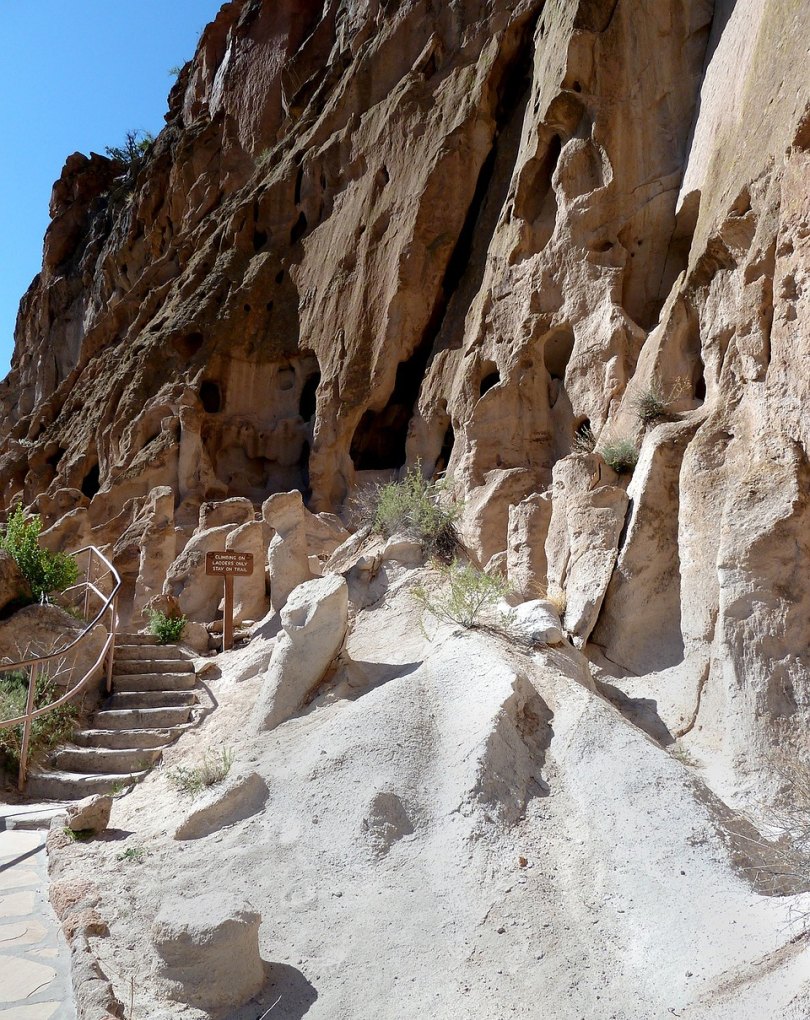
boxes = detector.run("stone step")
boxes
[116,634,163,646]
[113,671,198,693]
[115,645,190,662]
[25,767,150,801]
[94,706,192,730]
[113,658,195,675]
[73,727,188,750]
[51,745,163,774]
[104,690,197,711]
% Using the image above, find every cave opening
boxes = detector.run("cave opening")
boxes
[253,229,268,252]
[174,332,204,358]
[299,371,320,420]
[81,463,101,499]
[200,380,223,413]
[694,374,706,402]
[290,212,308,245]
[435,421,455,476]
[543,327,575,380]
[349,339,433,471]
[479,365,501,397]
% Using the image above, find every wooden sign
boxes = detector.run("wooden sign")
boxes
[205,552,254,651]
[205,552,254,577]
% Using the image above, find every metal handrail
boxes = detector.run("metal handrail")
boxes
[0,545,121,791]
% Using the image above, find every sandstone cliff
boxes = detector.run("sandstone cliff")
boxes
[3,0,809,1016]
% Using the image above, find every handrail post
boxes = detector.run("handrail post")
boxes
[106,594,119,693]
[82,548,92,621]
[18,663,38,792]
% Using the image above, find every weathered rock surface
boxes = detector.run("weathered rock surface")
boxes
[0,550,32,613]
[2,0,810,1016]
[252,573,348,732]
[66,795,112,834]
[152,894,264,1010]
[174,770,269,840]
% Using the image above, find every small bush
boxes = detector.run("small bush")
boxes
[0,670,78,772]
[363,465,461,562]
[168,747,234,797]
[599,437,639,474]
[412,560,510,629]
[0,505,78,602]
[146,610,186,644]
[572,422,596,454]
[632,377,689,425]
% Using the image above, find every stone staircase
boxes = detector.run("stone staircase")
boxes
[26,635,201,801]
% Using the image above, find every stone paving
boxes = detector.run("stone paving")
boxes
[0,816,75,1019]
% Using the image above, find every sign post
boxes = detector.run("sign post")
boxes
[205,552,254,652]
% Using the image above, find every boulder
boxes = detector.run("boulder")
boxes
[0,550,32,613]
[225,520,269,622]
[199,497,255,531]
[152,894,264,1010]
[174,771,269,840]
[507,492,553,599]
[263,490,313,611]
[66,794,112,834]
[511,600,564,646]
[252,574,348,732]
[163,524,234,623]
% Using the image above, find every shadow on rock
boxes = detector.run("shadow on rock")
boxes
[231,963,318,1019]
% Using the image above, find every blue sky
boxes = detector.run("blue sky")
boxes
[0,1,225,377]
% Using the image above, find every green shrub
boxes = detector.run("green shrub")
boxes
[0,670,78,772]
[168,747,234,797]
[146,610,186,644]
[412,560,510,629]
[600,438,639,474]
[0,505,78,602]
[363,465,461,561]
[631,377,688,425]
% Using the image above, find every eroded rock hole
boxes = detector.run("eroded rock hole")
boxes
[174,332,204,358]
[350,341,432,472]
[290,212,308,245]
[543,327,575,380]
[47,447,65,470]
[253,229,267,251]
[479,365,501,397]
[694,374,706,402]
[81,463,101,499]
[200,380,222,414]
[436,422,455,475]
[275,270,285,284]
[299,372,320,420]
[294,166,304,205]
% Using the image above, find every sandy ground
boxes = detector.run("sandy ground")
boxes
[49,570,810,1019]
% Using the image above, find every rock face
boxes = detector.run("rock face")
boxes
[0,550,32,613]
[252,573,348,732]
[152,894,264,1010]
[0,0,806,844]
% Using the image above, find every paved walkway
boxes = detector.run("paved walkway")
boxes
[0,816,75,1020]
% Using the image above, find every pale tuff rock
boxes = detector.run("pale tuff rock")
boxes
[545,454,629,646]
[225,520,269,623]
[66,795,112,835]
[174,771,269,841]
[262,490,313,612]
[506,492,553,600]
[510,599,564,646]
[162,524,234,623]
[252,573,348,732]
[152,895,264,1010]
